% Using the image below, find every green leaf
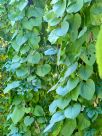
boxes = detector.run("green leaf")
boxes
[51,0,59,4]
[81,44,96,66]
[4,81,20,94]
[27,7,44,18]
[24,107,31,113]
[34,105,44,116]
[18,0,28,11]
[70,83,81,101]
[66,77,79,92]
[16,67,29,78]
[24,116,34,126]
[77,114,90,130]
[16,34,28,47]
[78,65,93,80]
[10,62,21,71]
[29,32,40,46]
[61,119,76,136]
[84,0,92,3]
[64,62,78,78]
[12,96,22,105]
[84,129,96,136]
[48,62,78,93]
[49,98,71,114]
[44,123,54,133]
[36,64,51,77]
[8,9,25,23]
[44,48,57,55]
[51,122,62,136]
[9,1,15,5]
[56,98,71,110]
[67,0,83,13]
[48,29,59,44]
[44,10,61,26]
[90,2,102,25]
[55,20,69,36]
[50,111,65,124]
[56,86,67,96]
[20,44,30,54]
[27,52,41,64]
[52,0,66,17]
[48,20,69,44]
[56,77,79,96]
[22,18,42,30]
[12,34,28,52]
[78,26,87,39]
[11,105,25,124]
[80,79,95,100]
[69,14,81,41]
[64,103,81,119]
[37,117,46,124]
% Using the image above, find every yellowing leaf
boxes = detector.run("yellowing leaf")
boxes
[96,26,102,78]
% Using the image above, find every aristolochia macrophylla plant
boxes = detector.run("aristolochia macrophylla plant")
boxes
[0,0,102,135]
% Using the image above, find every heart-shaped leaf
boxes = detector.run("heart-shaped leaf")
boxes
[80,79,95,100]
[64,103,81,119]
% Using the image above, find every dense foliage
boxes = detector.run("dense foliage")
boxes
[0,0,102,135]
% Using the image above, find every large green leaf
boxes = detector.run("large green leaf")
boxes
[78,26,87,39]
[52,0,66,17]
[49,97,71,114]
[68,14,81,41]
[3,81,20,94]
[51,0,59,4]
[64,103,81,119]
[27,52,41,64]
[61,119,76,136]
[29,32,40,46]
[17,0,28,11]
[20,44,30,54]
[44,123,54,133]
[67,0,83,13]
[12,34,28,52]
[48,62,78,93]
[11,105,25,124]
[80,44,96,66]
[56,77,79,96]
[36,64,51,77]
[90,2,102,25]
[80,79,95,100]
[77,114,90,130]
[34,105,45,116]
[44,10,61,26]
[78,65,93,80]
[22,18,42,30]
[50,111,65,124]
[51,122,62,136]
[44,48,57,55]
[48,20,69,43]
[27,7,44,18]
[70,83,81,101]
[16,67,29,78]
[64,62,78,79]
[24,116,34,126]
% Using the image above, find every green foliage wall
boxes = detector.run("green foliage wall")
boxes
[0,0,102,135]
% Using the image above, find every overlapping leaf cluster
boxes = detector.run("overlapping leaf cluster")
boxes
[0,0,102,135]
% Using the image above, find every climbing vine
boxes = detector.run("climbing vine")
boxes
[0,0,102,135]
